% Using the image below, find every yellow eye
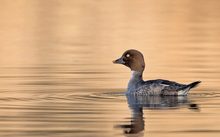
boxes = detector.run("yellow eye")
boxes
[126,54,130,58]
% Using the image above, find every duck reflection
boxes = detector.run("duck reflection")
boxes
[116,95,199,136]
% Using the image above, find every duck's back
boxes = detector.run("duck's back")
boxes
[133,79,200,96]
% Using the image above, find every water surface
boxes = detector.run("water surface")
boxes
[0,0,220,137]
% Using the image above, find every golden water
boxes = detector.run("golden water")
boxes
[0,0,220,137]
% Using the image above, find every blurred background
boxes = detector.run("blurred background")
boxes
[0,0,219,137]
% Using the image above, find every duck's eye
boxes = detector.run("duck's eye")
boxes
[126,54,130,58]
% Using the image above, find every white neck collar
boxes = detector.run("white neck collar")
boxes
[130,71,143,80]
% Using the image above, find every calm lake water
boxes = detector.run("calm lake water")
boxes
[0,0,220,137]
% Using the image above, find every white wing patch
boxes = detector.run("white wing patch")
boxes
[160,84,170,87]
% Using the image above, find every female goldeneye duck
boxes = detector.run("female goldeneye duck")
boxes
[113,49,201,95]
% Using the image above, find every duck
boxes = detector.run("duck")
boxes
[113,49,201,95]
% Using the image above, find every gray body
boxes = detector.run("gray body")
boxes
[127,71,191,95]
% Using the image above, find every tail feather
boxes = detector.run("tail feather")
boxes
[187,81,201,89]
[178,81,201,95]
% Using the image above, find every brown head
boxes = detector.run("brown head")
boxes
[113,49,145,72]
